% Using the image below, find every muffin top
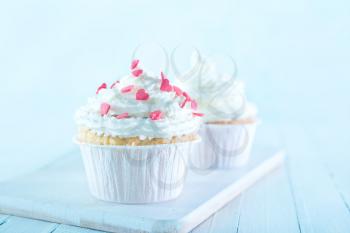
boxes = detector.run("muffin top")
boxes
[75,60,203,139]
[182,60,257,122]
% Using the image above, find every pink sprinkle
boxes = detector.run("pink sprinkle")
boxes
[115,112,129,119]
[191,99,198,110]
[132,69,143,77]
[180,92,191,108]
[180,99,188,108]
[131,59,139,70]
[173,85,183,96]
[193,112,204,117]
[100,103,111,116]
[96,83,107,94]
[110,81,120,89]
[136,88,149,101]
[121,85,134,93]
[160,72,172,92]
[149,110,164,120]
[160,78,172,92]
[183,92,191,100]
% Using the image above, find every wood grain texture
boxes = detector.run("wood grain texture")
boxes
[308,125,350,215]
[237,166,300,233]
[52,224,106,233]
[189,215,215,233]
[190,195,242,233]
[0,216,58,233]
[189,163,300,233]
[0,214,9,224]
[284,125,350,233]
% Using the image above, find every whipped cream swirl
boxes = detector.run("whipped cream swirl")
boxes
[75,62,202,139]
[182,59,257,122]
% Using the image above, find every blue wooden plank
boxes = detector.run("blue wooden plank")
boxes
[190,195,242,233]
[189,214,214,233]
[52,224,106,233]
[284,125,350,233]
[0,216,58,233]
[237,166,300,233]
[307,126,350,214]
[0,215,9,225]
[323,159,350,215]
[205,195,242,233]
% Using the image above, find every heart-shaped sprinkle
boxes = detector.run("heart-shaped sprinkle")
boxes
[149,110,164,120]
[160,78,172,92]
[115,112,129,119]
[96,83,107,94]
[136,88,149,100]
[121,85,134,93]
[191,99,198,110]
[159,71,173,92]
[180,99,188,108]
[193,112,204,117]
[132,69,143,77]
[110,81,120,89]
[100,103,111,116]
[173,85,183,96]
[183,92,191,100]
[131,59,139,70]
[180,92,191,108]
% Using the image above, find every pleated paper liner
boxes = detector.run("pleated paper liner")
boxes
[189,121,258,169]
[75,139,200,204]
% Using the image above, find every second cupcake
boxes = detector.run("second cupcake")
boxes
[183,59,258,169]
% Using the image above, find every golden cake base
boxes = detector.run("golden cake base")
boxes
[77,128,199,146]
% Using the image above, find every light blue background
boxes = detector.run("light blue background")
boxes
[0,0,349,181]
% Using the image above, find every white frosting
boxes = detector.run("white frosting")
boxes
[75,72,201,139]
[182,59,257,122]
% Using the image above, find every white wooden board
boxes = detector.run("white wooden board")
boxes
[0,147,284,233]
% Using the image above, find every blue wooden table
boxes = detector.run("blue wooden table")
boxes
[0,123,349,233]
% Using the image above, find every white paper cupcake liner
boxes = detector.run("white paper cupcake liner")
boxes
[76,140,197,204]
[189,121,257,169]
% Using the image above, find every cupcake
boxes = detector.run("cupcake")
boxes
[75,60,202,203]
[183,59,258,169]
